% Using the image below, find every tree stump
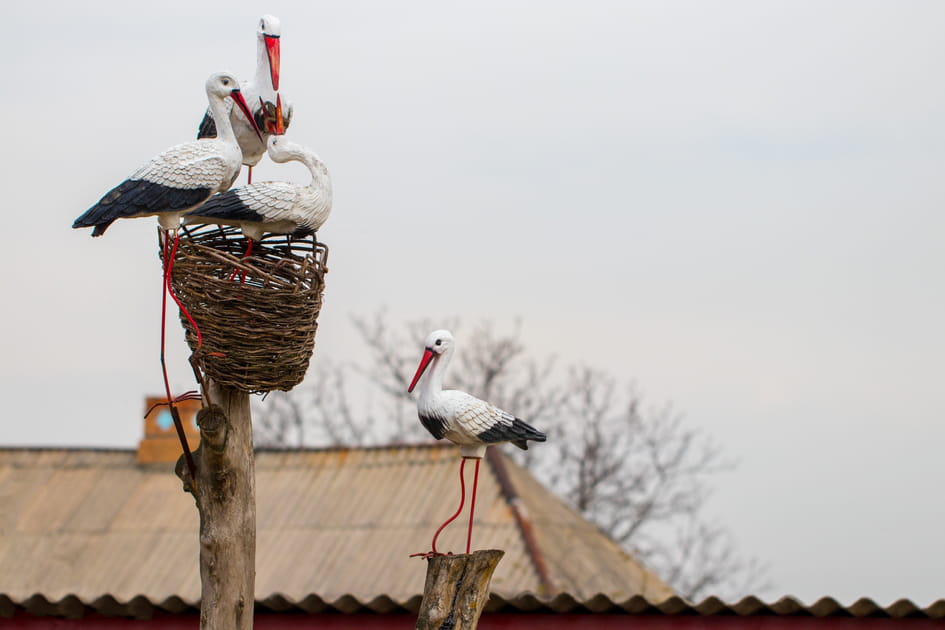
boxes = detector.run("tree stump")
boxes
[415,550,504,630]
[177,380,255,630]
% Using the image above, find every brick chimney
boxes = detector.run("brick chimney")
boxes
[137,396,201,463]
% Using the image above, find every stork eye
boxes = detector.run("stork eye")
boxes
[435,339,442,346]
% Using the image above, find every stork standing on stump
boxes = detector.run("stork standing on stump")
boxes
[197,14,291,184]
[185,135,332,281]
[407,329,547,556]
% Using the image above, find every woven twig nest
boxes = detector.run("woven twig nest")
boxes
[161,224,328,393]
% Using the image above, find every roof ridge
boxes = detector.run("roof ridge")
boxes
[485,448,555,595]
[257,441,452,454]
[0,442,454,456]
[0,446,135,453]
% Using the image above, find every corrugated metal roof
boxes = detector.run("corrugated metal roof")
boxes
[1,593,943,621]
[5,446,941,622]
[0,444,673,608]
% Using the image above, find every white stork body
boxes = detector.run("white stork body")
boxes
[197,15,291,170]
[408,330,547,457]
[185,135,331,240]
[73,73,260,236]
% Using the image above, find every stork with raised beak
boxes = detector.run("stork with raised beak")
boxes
[197,14,292,183]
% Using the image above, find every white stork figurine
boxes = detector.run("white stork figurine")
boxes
[73,72,262,422]
[185,135,331,243]
[73,72,261,237]
[197,14,292,183]
[407,329,547,556]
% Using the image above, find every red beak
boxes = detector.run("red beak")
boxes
[408,349,435,393]
[265,34,281,91]
[230,88,264,143]
[274,94,285,135]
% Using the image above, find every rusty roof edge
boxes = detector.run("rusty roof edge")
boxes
[485,448,556,596]
[2,594,945,619]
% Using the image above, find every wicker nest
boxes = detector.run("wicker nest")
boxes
[161,224,328,393]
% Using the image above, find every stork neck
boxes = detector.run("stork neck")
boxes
[301,152,331,194]
[208,95,238,144]
[419,347,452,404]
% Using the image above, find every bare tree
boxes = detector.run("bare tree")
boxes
[532,365,770,599]
[252,311,768,599]
[253,359,378,447]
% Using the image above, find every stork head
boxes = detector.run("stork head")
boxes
[206,72,263,143]
[408,330,454,393]
[267,135,304,163]
[258,14,281,91]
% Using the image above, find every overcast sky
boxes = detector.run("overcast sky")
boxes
[3,0,944,605]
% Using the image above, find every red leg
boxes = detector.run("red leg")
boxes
[430,458,467,555]
[159,230,197,481]
[159,231,172,393]
[227,237,254,283]
[466,457,480,555]
[239,239,254,284]
[165,232,203,350]
[247,165,253,185]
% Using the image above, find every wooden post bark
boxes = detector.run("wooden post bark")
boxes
[415,550,504,630]
[177,380,256,630]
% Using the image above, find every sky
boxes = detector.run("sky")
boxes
[2,0,944,605]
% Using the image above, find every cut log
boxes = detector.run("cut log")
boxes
[415,550,504,630]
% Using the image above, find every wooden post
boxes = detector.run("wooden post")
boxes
[177,380,256,630]
[415,550,504,630]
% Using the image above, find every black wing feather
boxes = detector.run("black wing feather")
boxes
[419,411,449,440]
[197,110,217,139]
[187,190,267,224]
[73,180,212,237]
[476,417,547,450]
